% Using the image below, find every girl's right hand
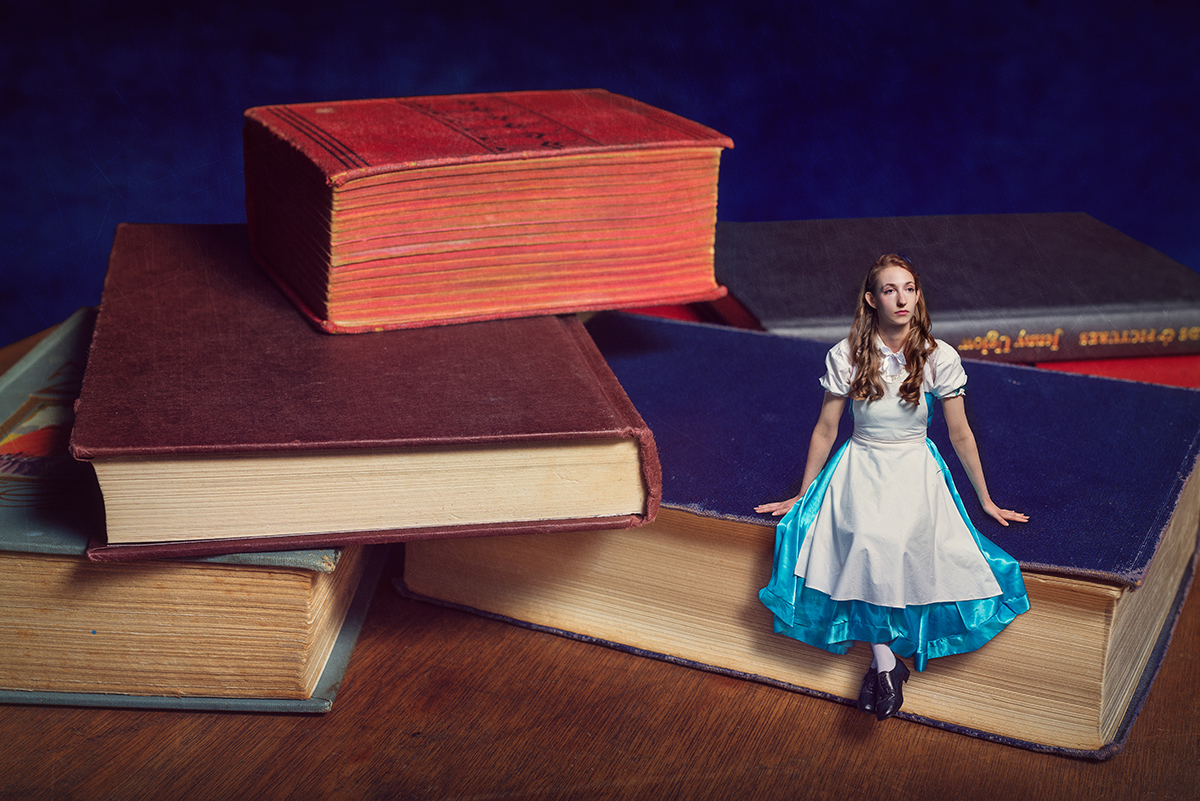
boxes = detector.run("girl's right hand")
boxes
[755,495,800,516]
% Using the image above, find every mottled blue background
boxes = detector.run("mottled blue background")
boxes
[3,1,1197,346]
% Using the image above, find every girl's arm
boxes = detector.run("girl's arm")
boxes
[755,392,846,516]
[941,395,1028,526]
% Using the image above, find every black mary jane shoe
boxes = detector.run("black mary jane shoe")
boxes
[856,667,877,714]
[874,659,911,721]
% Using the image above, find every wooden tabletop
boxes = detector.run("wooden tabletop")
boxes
[0,544,1196,800]
[2,331,1198,800]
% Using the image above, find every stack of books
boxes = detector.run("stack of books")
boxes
[0,310,379,711]
[8,85,1198,760]
[2,89,732,710]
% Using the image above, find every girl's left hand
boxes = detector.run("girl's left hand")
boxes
[983,502,1028,527]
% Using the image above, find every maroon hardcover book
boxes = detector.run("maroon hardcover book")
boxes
[243,89,733,333]
[71,223,660,560]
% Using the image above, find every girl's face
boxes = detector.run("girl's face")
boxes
[865,266,918,331]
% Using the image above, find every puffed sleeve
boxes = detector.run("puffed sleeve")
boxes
[929,340,968,398]
[818,339,853,396]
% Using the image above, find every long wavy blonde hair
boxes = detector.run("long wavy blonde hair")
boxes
[847,254,935,406]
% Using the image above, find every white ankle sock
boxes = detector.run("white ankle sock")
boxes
[870,643,896,672]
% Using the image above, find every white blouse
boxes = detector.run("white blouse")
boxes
[818,337,967,400]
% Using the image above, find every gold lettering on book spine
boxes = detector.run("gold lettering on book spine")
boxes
[957,328,1063,356]
[958,331,1010,356]
[960,323,1200,355]
[1079,327,1189,348]
[1014,328,1064,351]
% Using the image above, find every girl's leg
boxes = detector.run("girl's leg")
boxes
[858,642,894,714]
[870,642,909,721]
[870,643,896,672]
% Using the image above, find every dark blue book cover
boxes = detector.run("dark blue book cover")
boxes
[556,311,1200,757]
[586,312,1200,587]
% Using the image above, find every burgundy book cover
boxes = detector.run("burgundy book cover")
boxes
[72,223,660,560]
[243,88,734,184]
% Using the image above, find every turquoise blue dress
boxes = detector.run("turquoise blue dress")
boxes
[758,339,1029,671]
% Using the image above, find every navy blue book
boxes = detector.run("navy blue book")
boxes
[403,312,1200,758]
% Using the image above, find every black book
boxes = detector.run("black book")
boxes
[713,212,1200,362]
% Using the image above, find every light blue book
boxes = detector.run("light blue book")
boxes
[0,309,383,711]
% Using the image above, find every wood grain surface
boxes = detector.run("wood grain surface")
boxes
[1,543,1197,801]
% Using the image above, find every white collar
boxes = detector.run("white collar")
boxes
[875,337,906,378]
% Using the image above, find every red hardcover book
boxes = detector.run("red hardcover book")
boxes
[243,89,732,333]
[71,224,660,560]
[1035,354,1200,388]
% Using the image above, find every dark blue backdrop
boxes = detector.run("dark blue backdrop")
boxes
[3,1,1197,346]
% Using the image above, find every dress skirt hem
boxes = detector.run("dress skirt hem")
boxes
[758,438,1029,672]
